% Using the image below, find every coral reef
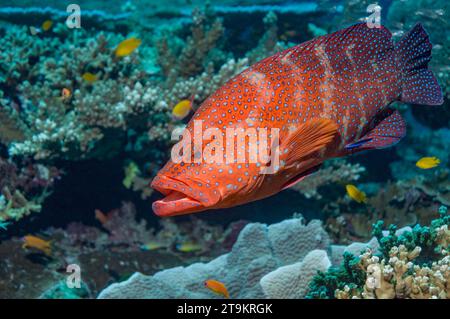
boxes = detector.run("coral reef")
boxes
[0,0,448,301]
[0,157,60,222]
[0,8,287,211]
[39,280,91,299]
[49,202,233,259]
[291,159,365,200]
[260,250,331,299]
[324,180,442,244]
[0,201,241,298]
[97,217,330,298]
[308,207,449,299]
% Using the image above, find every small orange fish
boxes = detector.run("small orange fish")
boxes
[115,37,142,57]
[95,209,111,225]
[204,279,229,298]
[22,235,51,255]
[61,88,71,100]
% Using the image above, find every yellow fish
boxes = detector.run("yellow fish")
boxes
[176,242,202,253]
[95,209,111,225]
[416,157,440,169]
[346,184,367,204]
[22,235,52,256]
[140,242,165,251]
[82,72,98,83]
[115,37,142,57]
[123,161,141,189]
[42,20,53,31]
[204,279,229,298]
[172,99,193,120]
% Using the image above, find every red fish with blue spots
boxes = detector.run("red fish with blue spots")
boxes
[151,23,443,217]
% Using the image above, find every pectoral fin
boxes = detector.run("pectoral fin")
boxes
[280,118,338,167]
[281,164,322,190]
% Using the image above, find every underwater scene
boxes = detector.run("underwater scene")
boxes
[0,0,448,300]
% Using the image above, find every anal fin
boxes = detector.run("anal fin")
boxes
[346,108,406,152]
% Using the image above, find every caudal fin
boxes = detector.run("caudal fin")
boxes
[395,23,443,106]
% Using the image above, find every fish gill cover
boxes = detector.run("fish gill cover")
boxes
[0,0,448,300]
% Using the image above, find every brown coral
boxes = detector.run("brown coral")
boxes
[336,245,449,299]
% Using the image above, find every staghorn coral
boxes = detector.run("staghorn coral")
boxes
[0,187,42,222]
[1,24,168,160]
[245,11,291,64]
[156,7,225,79]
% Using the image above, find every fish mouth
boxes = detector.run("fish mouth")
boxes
[151,175,206,217]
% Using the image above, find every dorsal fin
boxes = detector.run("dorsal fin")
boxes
[274,23,394,68]
[280,118,338,167]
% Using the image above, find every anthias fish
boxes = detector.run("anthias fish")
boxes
[204,279,230,298]
[152,23,443,217]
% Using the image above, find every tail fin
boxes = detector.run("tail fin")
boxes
[395,23,443,105]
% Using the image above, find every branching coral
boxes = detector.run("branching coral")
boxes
[291,159,366,200]
[308,208,449,299]
[336,245,449,299]
[156,8,225,79]
[0,24,169,160]
[0,157,59,222]
[0,8,266,203]
[324,179,443,243]
[49,201,234,258]
[245,11,290,64]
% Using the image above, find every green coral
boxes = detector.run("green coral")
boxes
[373,206,450,262]
[40,280,90,299]
[306,252,366,299]
[307,207,449,299]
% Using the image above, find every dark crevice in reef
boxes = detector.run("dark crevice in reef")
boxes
[2,156,319,240]
[1,158,157,239]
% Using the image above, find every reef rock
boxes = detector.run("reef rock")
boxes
[260,250,331,299]
[98,217,330,299]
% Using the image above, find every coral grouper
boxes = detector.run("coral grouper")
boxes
[151,23,443,217]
